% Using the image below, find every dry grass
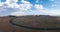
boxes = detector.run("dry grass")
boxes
[0,15,60,32]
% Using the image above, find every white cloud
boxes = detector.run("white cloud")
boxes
[10,0,60,16]
[39,9,60,16]
[48,10,60,16]
[0,0,19,12]
[11,11,26,16]
[34,4,44,10]
[18,0,33,11]
[0,0,60,16]
[5,0,19,8]
[10,9,60,16]
[10,0,45,16]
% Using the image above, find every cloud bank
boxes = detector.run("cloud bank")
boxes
[0,0,60,16]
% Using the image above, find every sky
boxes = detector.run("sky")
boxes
[0,0,60,16]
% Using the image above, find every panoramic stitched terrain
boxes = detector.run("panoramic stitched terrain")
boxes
[0,15,60,32]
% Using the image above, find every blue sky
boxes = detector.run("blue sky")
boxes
[1,0,60,9]
[0,0,60,16]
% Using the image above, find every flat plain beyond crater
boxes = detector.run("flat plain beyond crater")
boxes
[0,15,60,32]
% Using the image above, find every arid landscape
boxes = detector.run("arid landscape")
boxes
[0,15,60,32]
